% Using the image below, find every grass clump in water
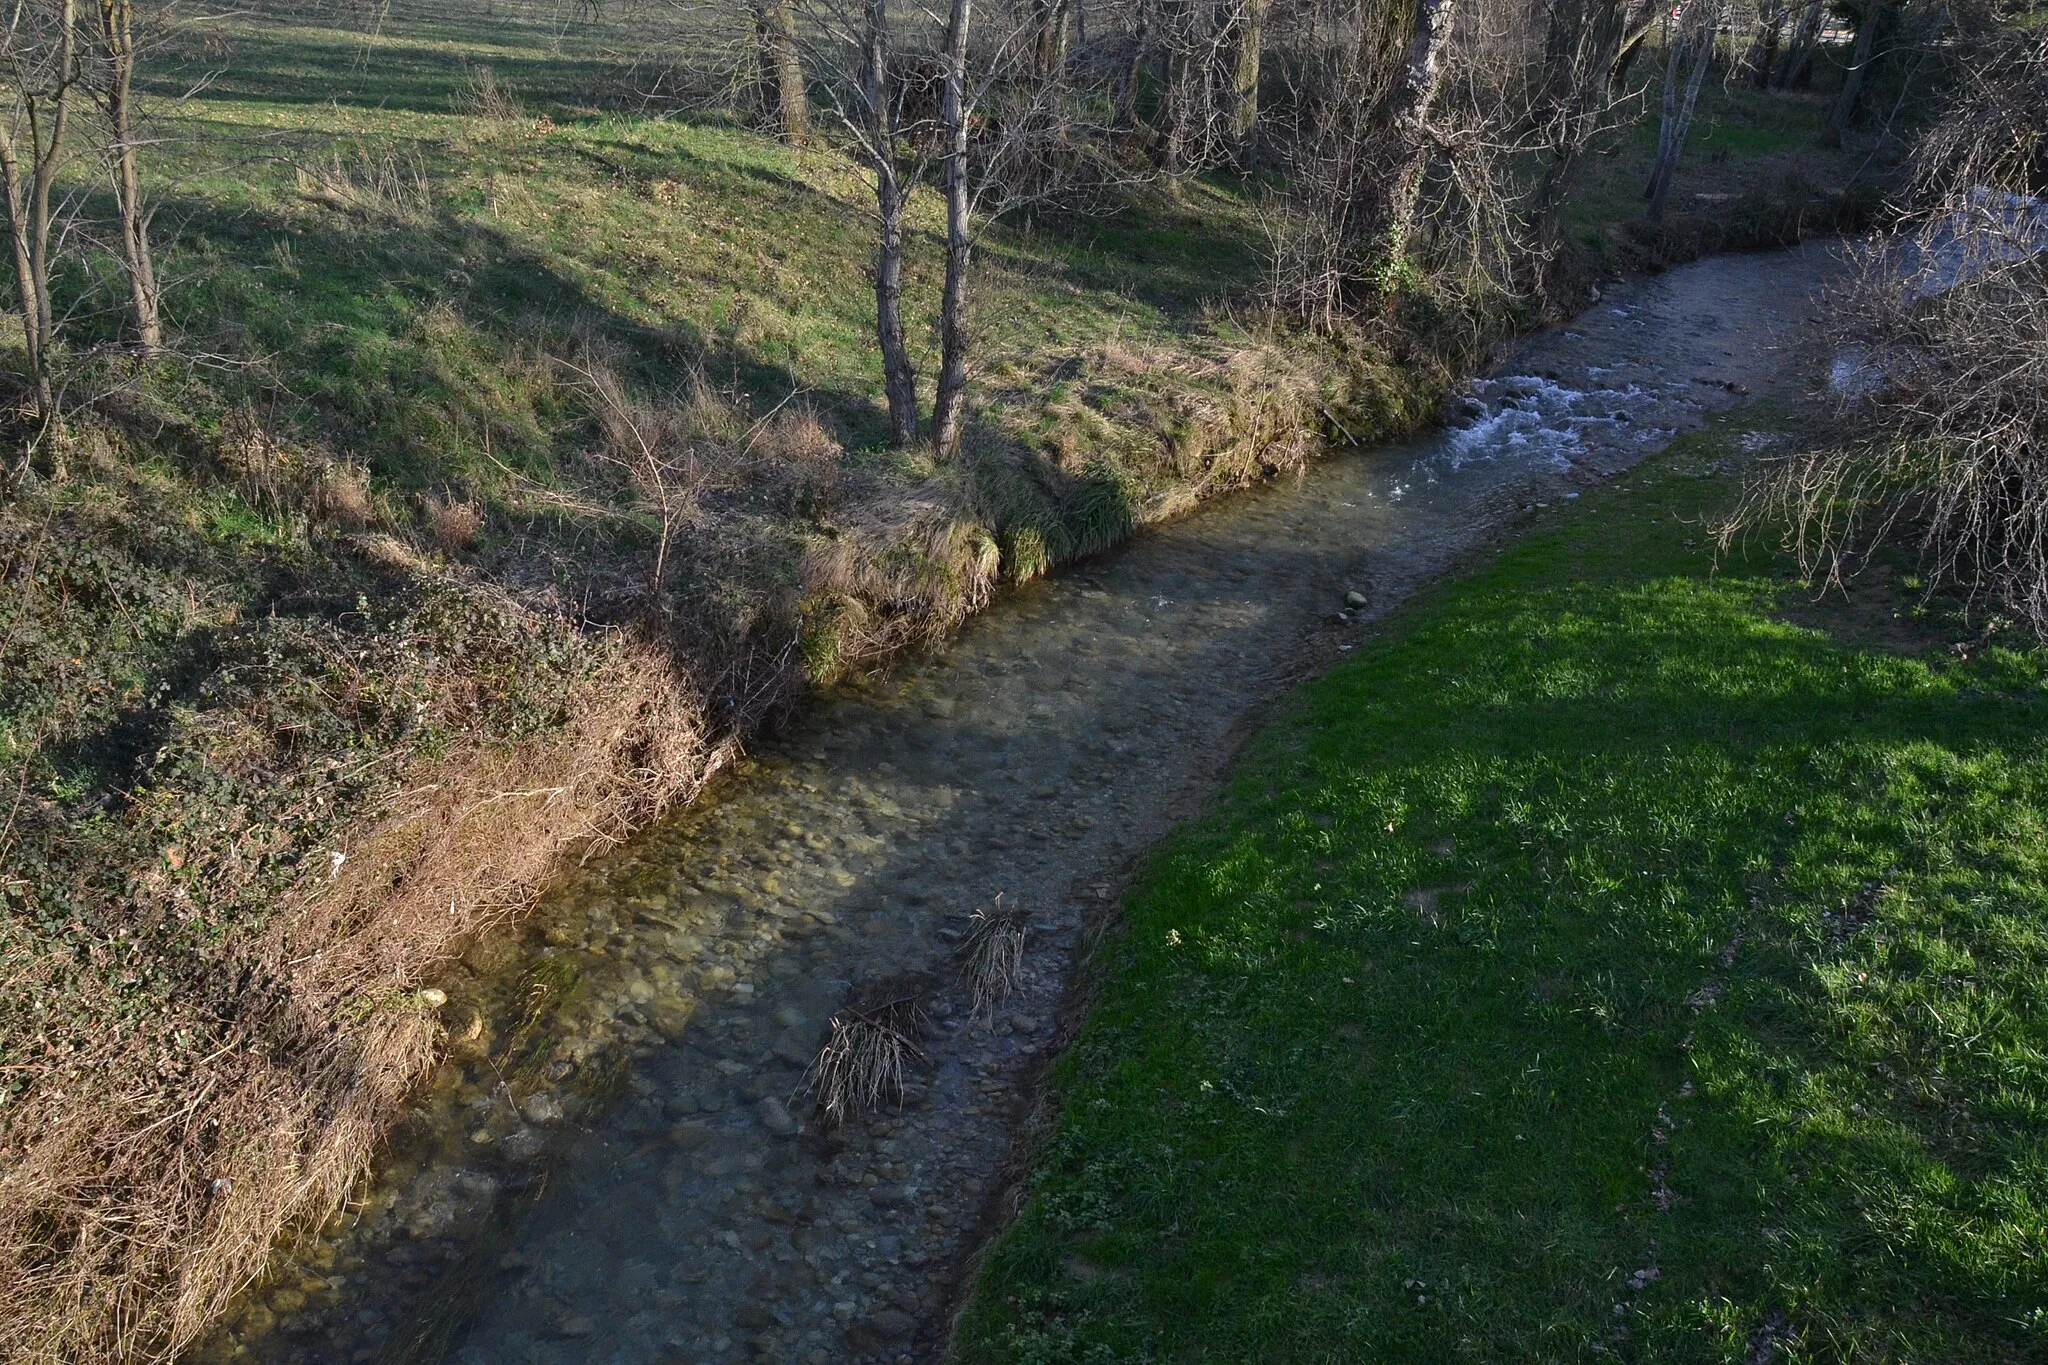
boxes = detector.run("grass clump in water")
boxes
[955,420,2048,1361]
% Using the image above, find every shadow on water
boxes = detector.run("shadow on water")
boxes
[191,243,1849,1365]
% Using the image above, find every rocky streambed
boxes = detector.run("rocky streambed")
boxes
[195,243,1844,1365]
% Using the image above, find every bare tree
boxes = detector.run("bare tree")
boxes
[862,0,919,442]
[1737,1,1785,85]
[1158,0,1211,177]
[1359,0,1458,268]
[92,0,159,353]
[1608,0,1660,90]
[1028,0,1072,74]
[798,0,923,441]
[755,0,810,142]
[1643,0,1716,221]
[1113,0,1151,127]
[1776,0,1824,88]
[1531,0,1631,266]
[1723,27,2048,629]
[0,0,81,427]
[1822,0,1884,146]
[931,0,975,456]
[1226,0,1268,145]
[929,0,1101,455]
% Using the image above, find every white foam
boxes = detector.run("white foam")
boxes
[1436,373,1649,472]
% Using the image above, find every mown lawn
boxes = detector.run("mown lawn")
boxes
[955,423,2048,1362]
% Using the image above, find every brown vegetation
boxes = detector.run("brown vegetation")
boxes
[1724,27,2048,626]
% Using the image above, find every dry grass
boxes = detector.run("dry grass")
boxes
[424,493,483,549]
[294,149,435,225]
[0,603,723,1362]
[799,992,930,1128]
[451,63,524,122]
[959,896,1028,1021]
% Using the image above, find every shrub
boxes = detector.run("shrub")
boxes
[1724,29,2048,627]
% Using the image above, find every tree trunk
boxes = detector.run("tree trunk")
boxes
[1160,0,1201,177]
[754,0,809,145]
[30,0,75,359]
[0,131,52,423]
[1356,0,1457,271]
[1739,4,1784,86]
[931,0,973,459]
[1821,0,1881,146]
[862,0,917,443]
[1226,0,1268,145]
[97,0,160,354]
[1609,0,1658,90]
[1777,0,1824,88]
[1031,0,1072,77]
[1114,0,1151,128]
[1643,0,1713,221]
[1531,0,1630,280]
[0,0,80,429]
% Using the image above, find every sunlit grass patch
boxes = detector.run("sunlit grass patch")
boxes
[955,422,2048,1362]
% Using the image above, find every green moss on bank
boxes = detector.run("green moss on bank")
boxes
[954,422,2048,1362]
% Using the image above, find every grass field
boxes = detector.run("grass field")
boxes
[0,1,1892,1352]
[954,414,2048,1362]
[136,0,1290,490]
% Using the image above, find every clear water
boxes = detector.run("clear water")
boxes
[201,243,1842,1365]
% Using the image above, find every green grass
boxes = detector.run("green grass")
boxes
[1561,77,1863,260]
[955,421,2048,1362]
[129,0,1275,493]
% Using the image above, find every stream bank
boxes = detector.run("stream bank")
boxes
[198,242,1845,1365]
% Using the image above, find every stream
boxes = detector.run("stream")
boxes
[200,243,1844,1365]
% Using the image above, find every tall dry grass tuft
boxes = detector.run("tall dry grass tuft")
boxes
[958,896,1027,1021]
[1721,29,2048,626]
[294,148,435,225]
[452,64,524,122]
[425,493,484,550]
[799,991,930,1128]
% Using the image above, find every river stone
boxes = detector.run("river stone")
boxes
[868,1184,911,1208]
[498,1128,547,1163]
[756,1097,800,1137]
[521,1093,565,1125]
[668,1121,714,1151]
[867,1308,916,1341]
[772,1033,813,1066]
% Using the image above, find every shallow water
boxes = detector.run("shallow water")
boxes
[202,244,1842,1365]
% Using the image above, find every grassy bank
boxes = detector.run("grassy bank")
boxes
[1,0,1880,1351]
[954,416,2048,1362]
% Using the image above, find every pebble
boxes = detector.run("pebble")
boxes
[668,1121,715,1151]
[1344,590,1368,608]
[866,1308,916,1341]
[497,1128,546,1163]
[756,1098,800,1137]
